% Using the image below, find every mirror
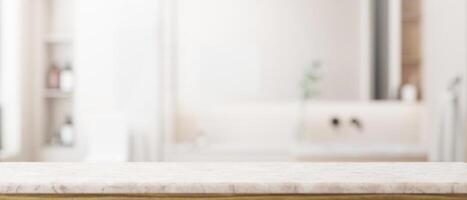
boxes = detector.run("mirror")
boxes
[167,0,456,162]
[173,0,421,102]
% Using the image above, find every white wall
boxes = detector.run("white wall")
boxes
[0,0,23,156]
[75,0,162,161]
[0,0,34,160]
[422,0,467,161]
[176,0,364,107]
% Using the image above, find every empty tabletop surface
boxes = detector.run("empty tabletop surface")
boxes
[0,162,466,194]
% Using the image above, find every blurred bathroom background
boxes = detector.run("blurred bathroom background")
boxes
[0,0,466,162]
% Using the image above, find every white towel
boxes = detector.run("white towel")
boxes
[84,111,129,162]
[436,85,464,162]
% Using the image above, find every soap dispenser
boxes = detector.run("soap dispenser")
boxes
[59,116,75,147]
[60,63,74,93]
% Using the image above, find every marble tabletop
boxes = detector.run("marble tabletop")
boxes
[0,163,466,194]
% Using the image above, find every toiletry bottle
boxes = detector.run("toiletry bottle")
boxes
[60,116,75,146]
[60,63,74,92]
[401,76,418,103]
[47,64,60,89]
[401,84,417,103]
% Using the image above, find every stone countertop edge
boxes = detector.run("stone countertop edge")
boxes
[0,162,465,194]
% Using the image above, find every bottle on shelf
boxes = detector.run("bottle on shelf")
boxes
[60,63,74,93]
[59,116,75,147]
[47,64,61,89]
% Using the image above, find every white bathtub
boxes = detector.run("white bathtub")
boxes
[167,102,427,161]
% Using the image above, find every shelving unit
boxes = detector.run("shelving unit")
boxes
[44,34,73,44]
[31,0,77,161]
[44,89,73,99]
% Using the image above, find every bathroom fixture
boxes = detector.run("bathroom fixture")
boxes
[330,116,340,128]
[350,117,363,131]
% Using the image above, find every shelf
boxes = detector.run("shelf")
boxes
[36,0,77,162]
[44,34,73,44]
[44,89,73,99]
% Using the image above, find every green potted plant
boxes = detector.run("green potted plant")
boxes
[297,61,321,142]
